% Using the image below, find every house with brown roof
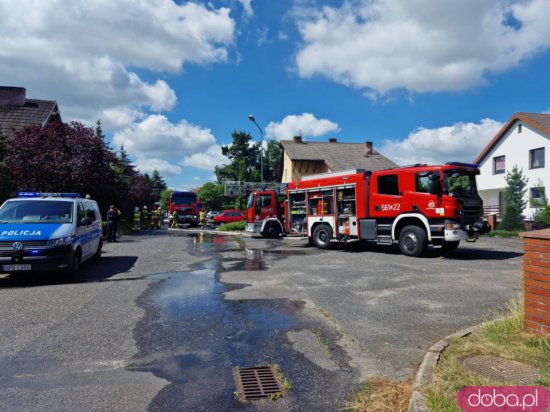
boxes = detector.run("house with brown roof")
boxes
[279,136,398,183]
[0,86,62,137]
[474,112,549,219]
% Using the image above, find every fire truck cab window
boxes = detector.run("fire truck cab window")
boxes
[415,173,430,193]
[258,195,271,207]
[377,175,399,195]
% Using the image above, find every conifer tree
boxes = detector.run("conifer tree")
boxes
[499,166,528,231]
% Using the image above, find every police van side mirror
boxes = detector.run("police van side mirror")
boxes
[80,217,94,226]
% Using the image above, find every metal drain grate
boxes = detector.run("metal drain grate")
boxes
[462,355,541,385]
[234,366,283,400]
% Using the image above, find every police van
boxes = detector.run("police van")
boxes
[0,193,103,273]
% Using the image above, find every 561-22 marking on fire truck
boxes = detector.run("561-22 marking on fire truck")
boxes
[380,203,400,211]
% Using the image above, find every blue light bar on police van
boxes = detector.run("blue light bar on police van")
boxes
[17,192,81,198]
[446,162,480,168]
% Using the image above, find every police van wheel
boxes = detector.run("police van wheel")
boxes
[69,250,81,274]
[313,224,333,250]
[94,240,103,261]
[399,225,427,257]
[263,223,281,238]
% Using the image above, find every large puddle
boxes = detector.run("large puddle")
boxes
[131,233,357,411]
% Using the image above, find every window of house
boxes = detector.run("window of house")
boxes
[529,147,545,169]
[493,155,505,174]
[518,124,522,133]
[530,187,546,207]
[377,174,399,195]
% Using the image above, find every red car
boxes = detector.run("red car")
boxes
[213,209,245,225]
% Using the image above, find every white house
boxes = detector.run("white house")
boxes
[474,112,549,219]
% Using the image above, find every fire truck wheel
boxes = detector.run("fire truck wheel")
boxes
[441,240,460,253]
[398,225,427,257]
[313,224,333,250]
[263,222,281,238]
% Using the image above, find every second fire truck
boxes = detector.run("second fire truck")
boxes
[245,163,490,257]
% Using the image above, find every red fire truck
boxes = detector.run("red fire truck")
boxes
[245,163,490,256]
[169,191,201,228]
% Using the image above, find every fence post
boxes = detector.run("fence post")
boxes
[519,228,550,336]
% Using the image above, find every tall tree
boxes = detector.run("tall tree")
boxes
[159,188,172,210]
[215,131,260,183]
[198,182,226,211]
[500,166,528,231]
[150,169,167,197]
[263,140,282,182]
[0,129,15,203]
[5,122,117,212]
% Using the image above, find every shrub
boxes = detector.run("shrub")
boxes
[534,205,550,227]
[487,230,520,238]
[217,221,246,231]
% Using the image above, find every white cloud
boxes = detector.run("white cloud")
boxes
[278,32,289,41]
[135,158,182,176]
[0,0,235,123]
[238,0,254,18]
[380,118,504,166]
[265,113,340,140]
[182,145,229,170]
[294,0,550,95]
[193,176,201,181]
[112,115,216,160]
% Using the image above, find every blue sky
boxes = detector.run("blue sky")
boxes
[1,0,550,190]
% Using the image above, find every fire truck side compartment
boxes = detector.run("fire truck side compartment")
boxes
[360,219,377,240]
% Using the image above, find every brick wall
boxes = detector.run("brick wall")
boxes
[520,228,550,336]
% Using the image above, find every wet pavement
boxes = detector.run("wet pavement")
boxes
[131,232,357,411]
[0,229,524,411]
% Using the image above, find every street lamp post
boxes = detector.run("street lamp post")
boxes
[248,114,264,182]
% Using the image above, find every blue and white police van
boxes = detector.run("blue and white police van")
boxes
[0,192,103,273]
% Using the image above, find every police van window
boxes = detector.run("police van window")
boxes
[378,175,399,195]
[0,200,73,223]
[77,203,86,222]
[84,203,96,220]
[415,173,430,193]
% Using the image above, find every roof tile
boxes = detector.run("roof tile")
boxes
[280,140,398,171]
[0,99,58,136]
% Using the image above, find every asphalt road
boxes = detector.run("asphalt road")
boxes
[0,230,523,411]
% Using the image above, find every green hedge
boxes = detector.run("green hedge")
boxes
[216,221,246,231]
[487,230,520,238]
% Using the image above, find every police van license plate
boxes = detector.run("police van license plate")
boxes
[2,264,31,271]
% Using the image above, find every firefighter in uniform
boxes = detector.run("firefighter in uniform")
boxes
[133,206,141,231]
[141,206,152,229]
[152,206,162,229]
[170,210,178,228]
[199,209,206,228]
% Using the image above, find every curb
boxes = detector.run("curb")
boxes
[408,325,480,412]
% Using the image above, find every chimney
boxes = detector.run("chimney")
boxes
[328,138,337,143]
[0,86,26,106]
[365,141,373,156]
[293,135,302,143]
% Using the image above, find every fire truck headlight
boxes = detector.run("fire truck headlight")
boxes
[445,222,462,230]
